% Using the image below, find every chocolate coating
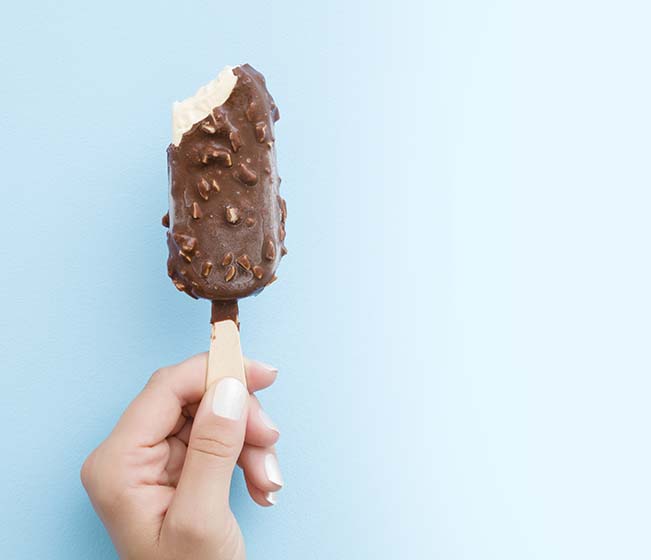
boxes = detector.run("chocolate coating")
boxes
[164,64,286,302]
[211,299,240,327]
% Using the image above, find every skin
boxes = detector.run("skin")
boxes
[80,353,282,560]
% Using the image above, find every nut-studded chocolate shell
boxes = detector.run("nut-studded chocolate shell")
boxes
[164,64,286,301]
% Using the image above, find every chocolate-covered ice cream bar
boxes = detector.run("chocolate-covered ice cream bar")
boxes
[163,64,286,306]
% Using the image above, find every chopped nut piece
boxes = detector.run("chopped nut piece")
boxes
[211,179,220,192]
[252,265,264,279]
[255,122,267,143]
[225,206,240,224]
[179,250,192,263]
[197,178,211,200]
[221,252,234,266]
[236,254,251,271]
[161,212,170,228]
[201,122,216,134]
[229,131,242,152]
[271,103,280,122]
[279,196,287,222]
[191,202,202,219]
[245,217,256,227]
[224,265,236,282]
[264,239,276,261]
[245,100,261,122]
[222,152,233,167]
[235,163,258,186]
[216,150,233,167]
[173,233,197,253]
[201,148,232,167]
[211,107,234,134]
[201,261,213,277]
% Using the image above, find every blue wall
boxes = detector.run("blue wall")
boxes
[1,1,650,558]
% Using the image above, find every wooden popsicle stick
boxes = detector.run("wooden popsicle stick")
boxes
[206,320,247,390]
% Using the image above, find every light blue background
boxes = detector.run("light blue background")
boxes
[1,0,650,558]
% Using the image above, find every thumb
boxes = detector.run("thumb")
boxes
[167,377,249,526]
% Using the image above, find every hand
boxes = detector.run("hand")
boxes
[81,353,283,560]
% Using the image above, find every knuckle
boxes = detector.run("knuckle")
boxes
[189,433,239,461]
[79,450,97,489]
[147,367,169,386]
[80,444,126,510]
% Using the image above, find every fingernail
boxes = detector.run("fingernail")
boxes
[258,408,280,434]
[264,453,284,488]
[265,491,277,506]
[211,377,247,420]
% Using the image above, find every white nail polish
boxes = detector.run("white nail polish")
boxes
[211,377,247,420]
[258,408,280,433]
[265,491,277,505]
[264,453,284,487]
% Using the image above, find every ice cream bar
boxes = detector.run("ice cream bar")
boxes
[163,64,286,319]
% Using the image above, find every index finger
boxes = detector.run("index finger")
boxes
[110,353,278,447]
